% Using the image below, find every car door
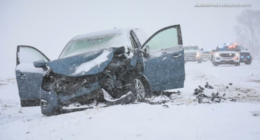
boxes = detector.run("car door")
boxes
[16,45,50,107]
[138,25,185,91]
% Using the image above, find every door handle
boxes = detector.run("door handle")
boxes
[161,52,167,56]
[172,54,182,59]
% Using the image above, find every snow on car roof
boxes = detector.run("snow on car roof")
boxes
[71,27,148,45]
[71,28,133,41]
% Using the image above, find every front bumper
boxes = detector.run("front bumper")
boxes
[218,60,238,64]
[40,82,101,116]
[185,56,202,62]
[240,57,252,63]
[214,56,240,63]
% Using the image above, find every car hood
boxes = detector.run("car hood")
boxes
[240,50,250,53]
[47,49,114,76]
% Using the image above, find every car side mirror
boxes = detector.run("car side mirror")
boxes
[213,50,216,52]
[201,48,204,51]
[34,59,48,71]
[246,49,248,50]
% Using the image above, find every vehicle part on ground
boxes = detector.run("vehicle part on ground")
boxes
[205,82,214,89]
[193,83,237,104]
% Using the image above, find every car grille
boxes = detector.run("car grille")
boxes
[54,75,99,95]
[185,52,196,56]
[220,53,235,57]
[240,52,250,57]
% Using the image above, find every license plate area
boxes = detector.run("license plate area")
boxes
[222,57,232,60]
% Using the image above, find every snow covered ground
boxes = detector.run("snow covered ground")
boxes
[0,61,260,140]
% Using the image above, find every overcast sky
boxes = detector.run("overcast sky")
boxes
[0,0,259,67]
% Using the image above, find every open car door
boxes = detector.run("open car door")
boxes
[16,45,50,107]
[141,25,185,91]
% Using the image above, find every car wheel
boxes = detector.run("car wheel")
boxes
[235,63,240,66]
[198,60,202,63]
[130,77,151,101]
[245,61,252,65]
[211,57,218,66]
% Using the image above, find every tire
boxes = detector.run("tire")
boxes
[20,99,40,107]
[235,63,240,66]
[245,61,252,65]
[211,57,218,66]
[130,76,151,101]
[198,60,202,63]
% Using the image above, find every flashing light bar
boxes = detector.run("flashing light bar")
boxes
[224,43,238,45]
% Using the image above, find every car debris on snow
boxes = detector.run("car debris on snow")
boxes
[162,105,169,108]
[250,110,260,117]
[194,83,237,104]
[205,82,213,89]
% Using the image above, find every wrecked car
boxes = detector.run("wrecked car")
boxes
[15,25,185,116]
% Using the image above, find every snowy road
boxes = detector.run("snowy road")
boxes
[0,61,260,140]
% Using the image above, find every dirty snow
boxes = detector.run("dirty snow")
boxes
[0,61,260,140]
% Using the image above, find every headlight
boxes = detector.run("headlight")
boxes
[235,53,240,56]
[196,52,200,57]
[215,52,220,57]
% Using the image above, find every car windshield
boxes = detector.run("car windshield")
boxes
[60,33,125,58]
[184,46,198,51]
[216,45,240,51]
[202,51,209,54]
[237,45,245,50]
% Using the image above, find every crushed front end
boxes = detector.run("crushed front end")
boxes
[40,47,137,116]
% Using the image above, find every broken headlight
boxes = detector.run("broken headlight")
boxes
[42,75,55,91]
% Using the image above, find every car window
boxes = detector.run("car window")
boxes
[18,47,49,64]
[145,28,178,51]
[237,45,244,50]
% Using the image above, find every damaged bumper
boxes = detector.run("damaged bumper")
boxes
[41,82,101,116]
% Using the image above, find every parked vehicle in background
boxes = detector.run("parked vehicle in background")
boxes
[15,25,185,116]
[224,43,252,65]
[184,46,203,63]
[201,51,210,61]
[211,45,240,66]
[238,46,252,65]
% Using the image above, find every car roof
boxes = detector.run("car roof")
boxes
[71,28,134,41]
[71,27,148,45]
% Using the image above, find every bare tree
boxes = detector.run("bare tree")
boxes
[235,10,260,57]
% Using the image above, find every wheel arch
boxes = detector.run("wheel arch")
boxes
[135,73,151,92]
